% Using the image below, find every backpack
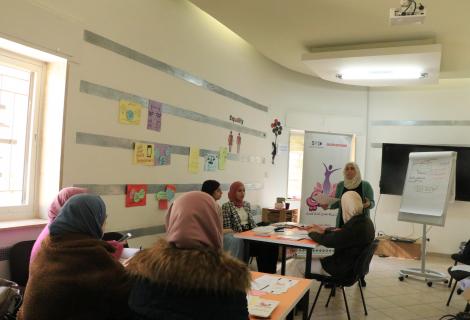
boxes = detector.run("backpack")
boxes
[0,279,21,320]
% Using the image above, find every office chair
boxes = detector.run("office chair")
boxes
[448,240,470,288]
[307,240,379,320]
[9,240,36,293]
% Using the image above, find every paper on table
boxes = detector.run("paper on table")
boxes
[247,295,279,318]
[251,275,298,295]
[121,248,140,259]
[312,194,339,206]
[252,226,275,235]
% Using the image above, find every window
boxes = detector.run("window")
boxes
[287,131,304,200]
[0,49,44,214]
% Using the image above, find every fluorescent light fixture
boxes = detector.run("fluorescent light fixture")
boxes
[337,67,427,80]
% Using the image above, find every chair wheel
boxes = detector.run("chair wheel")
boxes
[399,276,404,281]
[427,281,433,287]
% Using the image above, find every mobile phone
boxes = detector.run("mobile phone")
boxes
[118,233,132,242]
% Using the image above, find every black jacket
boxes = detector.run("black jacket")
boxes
[309,214,375,279]
[126,239,251,320]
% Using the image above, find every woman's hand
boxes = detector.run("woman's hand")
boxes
[363,197,371,209]
[305,224,325,234]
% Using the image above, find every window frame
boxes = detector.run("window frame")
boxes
[0,48,45,218]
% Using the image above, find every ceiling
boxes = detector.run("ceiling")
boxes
[189,0,470,79]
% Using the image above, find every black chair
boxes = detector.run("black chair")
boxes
[446,266,470,307]
[307,240,379,320]
[9,240,36,292]
[102,232,129,248]
[448,240,470,288]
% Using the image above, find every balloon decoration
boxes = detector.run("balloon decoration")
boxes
[271,119,282,164]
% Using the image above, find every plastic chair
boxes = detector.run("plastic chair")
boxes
[447,266,470,307]
[448,240,470,288]
[9,240,36,291]
[307,240,379,320]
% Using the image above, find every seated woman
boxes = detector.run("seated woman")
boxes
[18,194,132,320]
[127,191,250,320]
[201,179,223,216]
[30,187,87,263]
[222,181,279,273]
[306,191,375,279]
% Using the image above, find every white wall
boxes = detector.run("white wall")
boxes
[367,79,470,254]
[0,0,367,276]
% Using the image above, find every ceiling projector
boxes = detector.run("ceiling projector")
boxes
[390,0,426,25]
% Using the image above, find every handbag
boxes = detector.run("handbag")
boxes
[0,279,21,320]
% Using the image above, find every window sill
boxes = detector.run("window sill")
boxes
[0,219,47,231]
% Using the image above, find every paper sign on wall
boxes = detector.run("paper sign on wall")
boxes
[219,147,228,170]
[134,143,155,166]
[154,143,171,166]
[204,153,218,171]
[188,146,200,174]
[147,100,162,132]
[119,100,142,125]
[126,184,147,207]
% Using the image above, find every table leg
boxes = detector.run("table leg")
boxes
[305,248,312,278]
[303,289,310,320]
[281,245,287,275]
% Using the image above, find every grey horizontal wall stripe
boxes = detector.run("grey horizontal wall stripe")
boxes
[83,30,269,112]
[74,182,263,196]
[80,81,266,138]
[371,120,470,126]
[76,132,265,164]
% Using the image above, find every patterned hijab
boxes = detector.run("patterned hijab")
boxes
[166,191,222,250]
[343,162,362,190]
[48,187,88,221]
[228,181,244,208]
[49,194,107,239]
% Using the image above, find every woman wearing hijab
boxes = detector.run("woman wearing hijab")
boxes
[221,181,279,273]
[18,194,132,320]
[330,162,375,228]
[306,191,375,279]
[127,191,250,320]
[30,187,87,263]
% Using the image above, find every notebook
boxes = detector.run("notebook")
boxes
[247,296,280,318]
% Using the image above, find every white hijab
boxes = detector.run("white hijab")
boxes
[341,191,364,223]
[343,162,362,190]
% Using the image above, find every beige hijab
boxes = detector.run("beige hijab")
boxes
[166,191,223,250]
[341,191,364,223]
[343,162,362,189]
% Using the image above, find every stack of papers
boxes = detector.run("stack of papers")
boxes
[251,275,298,295]
[247,296,279,318]
[252,226,275,235]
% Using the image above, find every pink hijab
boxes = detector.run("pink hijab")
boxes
[228,181,244,208]
[166,191,222,250]
[30,187,88,264]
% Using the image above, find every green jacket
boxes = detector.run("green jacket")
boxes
[330,180,375,227]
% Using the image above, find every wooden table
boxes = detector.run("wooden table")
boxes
[250,271,313,320]
[235,230,317,277]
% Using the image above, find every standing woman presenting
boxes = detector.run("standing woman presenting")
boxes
[330,162,375,228]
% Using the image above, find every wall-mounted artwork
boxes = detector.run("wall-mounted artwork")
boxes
[188,146,200,173]
[126,184,147,207]
[154,143,171,166]
[147,100,162,132]
[219,147,228,170]
[271,119,283,164]
[228,131,233,153]
[204,153,218,171]
[119,100,142,125]
[133,142,155,166]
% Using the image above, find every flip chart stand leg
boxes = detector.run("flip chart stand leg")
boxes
[398,224,448,287]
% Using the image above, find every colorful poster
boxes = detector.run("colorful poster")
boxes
[156,191,168,210]
[119,100,142,125]
[133,143,155,166]
[300,132,353,226]
[154,143,171,166]
[147,100,162,132]
[204,153,218,171]
[219,147,228,170]
[126,184,147,207]
[188,146,200,174]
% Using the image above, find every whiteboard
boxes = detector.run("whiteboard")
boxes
[398,151,456,226]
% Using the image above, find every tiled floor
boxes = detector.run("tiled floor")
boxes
[276,254,466,319]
